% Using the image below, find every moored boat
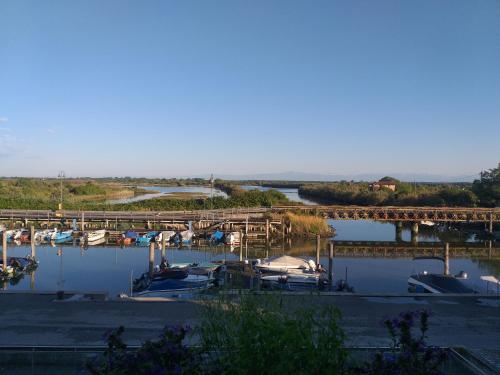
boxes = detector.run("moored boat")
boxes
[136,231,158,246]
[52,230,74,243]
[81,229,106,245]
[155,231,176,244]
[224,231,240,246]
[255,255,317,274]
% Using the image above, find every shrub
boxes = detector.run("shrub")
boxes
[198,294,349,374]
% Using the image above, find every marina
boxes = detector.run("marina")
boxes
[0,220,497,296]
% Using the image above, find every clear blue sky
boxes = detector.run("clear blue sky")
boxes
[1,0,499,179]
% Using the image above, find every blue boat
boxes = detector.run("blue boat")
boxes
[53,230,73,243]
[210,230,225,243]
[123,230,138,239]
[136,231,158,246]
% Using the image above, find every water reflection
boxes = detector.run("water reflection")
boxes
[3,237,498,296]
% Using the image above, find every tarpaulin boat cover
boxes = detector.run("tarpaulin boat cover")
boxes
[260,255,311,269]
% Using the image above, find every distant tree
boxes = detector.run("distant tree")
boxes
[472,163,500,207]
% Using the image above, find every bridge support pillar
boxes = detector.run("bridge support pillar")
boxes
[395,222,403,242]
[411,222,419,245]
[2,232,7,275]
[444,242,449,275]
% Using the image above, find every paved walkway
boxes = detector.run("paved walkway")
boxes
[0,293,498,349]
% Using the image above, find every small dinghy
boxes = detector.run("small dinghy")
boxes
[136,231,159,246]
[256,255,317,274]
[117,230,138,245]
[173,230,194,245]
[81,230,106,245]
[210,230,225,243]
[155,231,176,243]
[52,230,73,243]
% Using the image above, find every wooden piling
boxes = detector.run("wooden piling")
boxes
[2,232,7,272]
[444,242,449,275]
[328,242,334,287]
[265,219,269,240]
[80,212,85,231]
[30,226,36,259]
[239,231,243,262]
[316,234,321,267]
[161,232,167,261]
[149,242,155,277]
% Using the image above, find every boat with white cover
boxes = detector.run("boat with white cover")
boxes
[255,255,317,273]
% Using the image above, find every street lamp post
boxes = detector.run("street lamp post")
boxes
[58,171,65,210]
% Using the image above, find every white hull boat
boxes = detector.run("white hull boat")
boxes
[81,230,106,244]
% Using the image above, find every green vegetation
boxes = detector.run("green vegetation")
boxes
[299,181,479,207]
[472,163,500,207]
[283,212,333,236]
[89,295,449,375]
[199,295,348,374]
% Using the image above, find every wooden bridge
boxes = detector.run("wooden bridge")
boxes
[0,205,498,233]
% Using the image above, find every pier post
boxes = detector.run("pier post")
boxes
[2,232,7,273]
[80,212,85,231]
[328,242,334,288]
[395,222,403,242]
[239,231,243,262]
[148,242,155,277]
[161,232,167,262]
[489,213,493,234]
[30,226,36,259]
[444,242,449,275]
[316,234,321,267]
[265,219,269,241]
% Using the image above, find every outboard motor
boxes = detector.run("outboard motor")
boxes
[455,271,468,279]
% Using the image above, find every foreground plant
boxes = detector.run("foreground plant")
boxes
[86,324,198,375]
[198,294,349,375]
[357,310,448,375]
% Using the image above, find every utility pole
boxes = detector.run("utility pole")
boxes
[209,173,214,210]
[58,171,65,210]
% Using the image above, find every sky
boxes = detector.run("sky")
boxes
[1,0,499,180]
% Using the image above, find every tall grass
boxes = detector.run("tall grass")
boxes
[285,212,332,236]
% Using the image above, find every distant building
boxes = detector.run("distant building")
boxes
[369,178,397,192]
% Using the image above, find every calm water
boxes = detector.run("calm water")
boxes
[240,185,317,205]
[3,220,498,296]
[107,185,227,204]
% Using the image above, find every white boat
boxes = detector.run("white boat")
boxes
[225,231,241,246]
[13,229,25,240]
[155,231,176,243]
[178,230,194,243]
[34,229,52,242]
[81,229,106,244]
[256,255,317,273]
[481,275,500,294]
